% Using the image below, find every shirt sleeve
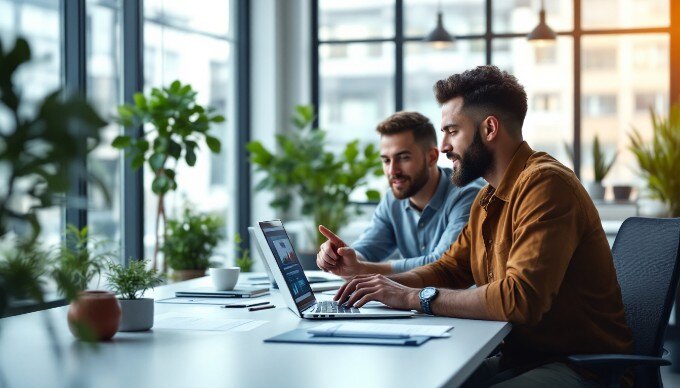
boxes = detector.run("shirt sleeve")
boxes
[484,171,586,325]
[408,221,476,289]
[390,183,480,273]
[350,196,397,262]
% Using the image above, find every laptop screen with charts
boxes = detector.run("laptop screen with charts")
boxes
[255,220,413,319]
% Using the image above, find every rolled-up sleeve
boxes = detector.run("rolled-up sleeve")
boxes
[409,222,476,289]
[391,183,479,272]
[484,171,585,325]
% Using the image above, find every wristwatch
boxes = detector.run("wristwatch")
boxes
[419,287,439,315]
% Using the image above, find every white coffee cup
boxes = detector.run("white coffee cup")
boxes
[210,267,240,291]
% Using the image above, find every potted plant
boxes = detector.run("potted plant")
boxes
[247,105,382,251]
[629,105,680,217]
[53,226,120,341]
[106,259,164,331]
[113,80,225,272]
[233,232,253,273]
[588,135,617,200]
[162,207,224,281]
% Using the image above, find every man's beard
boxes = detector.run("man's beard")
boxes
[448,128,493,187]
[389,161,430,200]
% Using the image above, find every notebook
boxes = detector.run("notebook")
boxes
[175,286,269,298]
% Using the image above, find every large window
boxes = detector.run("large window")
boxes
[1,0,241,268]
[144,0,236,260]
[313,0,673,190]
[0,0,62,245]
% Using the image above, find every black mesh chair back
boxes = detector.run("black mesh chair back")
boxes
[612,217,680,386]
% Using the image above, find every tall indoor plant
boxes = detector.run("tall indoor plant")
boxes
[247,105,383,248]
[629,105,680,217]
[113,81,224,271]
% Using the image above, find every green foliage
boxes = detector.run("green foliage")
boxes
[52,226,116,302]
[112,80,224,197]
[592,134,617,182]
[246,105,383,247]
[0,38,107,242]
[629,105,680,217]
[0,242,50,307]
[233,232,253,272]
[106,259,164,300]
[162,208,224,270]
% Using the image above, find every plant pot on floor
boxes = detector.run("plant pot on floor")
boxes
[171,269,206,281]
[586,182,606,201]
[118,298,154,331]
[67,290,121,341]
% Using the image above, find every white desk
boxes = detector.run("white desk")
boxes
[0,273,511,388]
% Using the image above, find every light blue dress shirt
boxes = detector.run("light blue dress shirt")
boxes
[351,168,484,273]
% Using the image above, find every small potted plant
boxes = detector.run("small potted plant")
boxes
[52,226,120,341]
[106,259,164,331]
[233,232,253,273]
[162,207,224,281]
[588,134,617,200]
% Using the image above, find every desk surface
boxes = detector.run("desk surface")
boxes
[0,272,510,388]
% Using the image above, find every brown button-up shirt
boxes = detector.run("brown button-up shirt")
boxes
[411,141,633,364]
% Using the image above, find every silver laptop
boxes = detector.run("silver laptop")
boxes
[253,220,414,319]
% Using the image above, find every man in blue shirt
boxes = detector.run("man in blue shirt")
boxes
[316,111,483,277]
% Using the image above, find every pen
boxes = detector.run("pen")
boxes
[249,304,275,312]
[222,301,269,308]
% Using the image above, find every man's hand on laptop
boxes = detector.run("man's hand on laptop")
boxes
[316,225,364,278]
[334,274,420,311]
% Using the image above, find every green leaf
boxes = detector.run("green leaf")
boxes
[131,153,145,170]
[185,147,197,166]
[149,152,165,171]
[112,135,131,149]
[133,92,147,109]
[365,189,381,202]
[205,135,221,153]
[212,115,225,123]
[152,175,170,194]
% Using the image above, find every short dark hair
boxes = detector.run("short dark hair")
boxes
[376,111,437,149]
[433,65,528,133]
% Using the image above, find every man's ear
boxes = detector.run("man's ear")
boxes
[427,146,439,166]
[483,116,501,142]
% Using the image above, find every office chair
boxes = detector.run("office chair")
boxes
[568,217,680,387]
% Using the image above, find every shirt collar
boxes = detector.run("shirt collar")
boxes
[493,141,534,202]
[402,167,449,212]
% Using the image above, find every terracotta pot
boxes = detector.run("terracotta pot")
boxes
[67,290,121,341]
[171,269,206,281]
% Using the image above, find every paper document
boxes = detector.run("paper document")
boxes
[308,322,453,338]
[156,297,271,306]
[154,312,267,332]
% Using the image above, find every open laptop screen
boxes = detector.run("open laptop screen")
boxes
[259,220,316,311]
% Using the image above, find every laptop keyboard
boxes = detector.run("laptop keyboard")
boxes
[313,301,360,314]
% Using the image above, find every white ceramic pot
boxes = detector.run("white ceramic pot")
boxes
[118,298,154,332]
[587,182,606,200]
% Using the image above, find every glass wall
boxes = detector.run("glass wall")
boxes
[144,0,236,261]
[313,0,672,197]
[0,0,63,246]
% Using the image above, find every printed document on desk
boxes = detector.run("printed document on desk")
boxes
[308,322,453,338]
[154,312,267,332]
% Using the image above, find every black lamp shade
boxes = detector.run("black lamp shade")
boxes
[424,12,454,44]
[527,9,557,41]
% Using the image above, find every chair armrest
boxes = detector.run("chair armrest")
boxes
[568,354,671,369]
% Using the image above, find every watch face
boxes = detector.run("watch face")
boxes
[420,287,436,299]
